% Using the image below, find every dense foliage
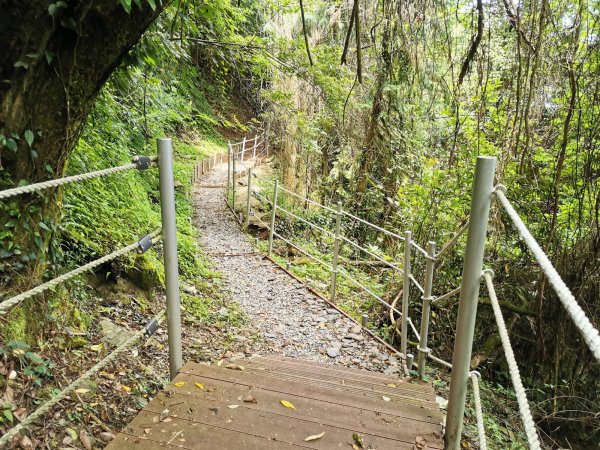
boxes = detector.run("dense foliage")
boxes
[243,0,599,446]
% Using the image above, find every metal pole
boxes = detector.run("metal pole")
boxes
[157,138,183,380]
[445,156,496,450]
[227,143,232,205]
[418,241,436,379]
[232,149,237,212]
[246,167,252,228]
[330,201,342,303]
[241,137,246,162]
[252,136,258,160]
[401,231,412,356]
[268,180,279,256]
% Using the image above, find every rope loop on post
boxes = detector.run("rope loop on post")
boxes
[469,371,487,450]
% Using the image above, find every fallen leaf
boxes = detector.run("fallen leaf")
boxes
[280,400,296,410]
[216,359,224,367]
[352,433,364,449]
[195,383,204,389]
[65,428,78,441]
[159,409,170,421]
[382,396,390,402]
[304,431,325,442]
[243,395,257,403]
[225,364,244,371]
[80,430,92,450]
[120,385,131,393]
[20,435,33,449]
[386,383,397,388]
[90,344,103,352]
[100,371,115,380]
[227,404,240,409]
[75,388,90,394]
[414,435,427,449]
[174,381,187,387]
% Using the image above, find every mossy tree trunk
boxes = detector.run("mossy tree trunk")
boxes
[0,0,162,337]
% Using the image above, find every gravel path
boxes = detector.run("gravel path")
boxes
[192,162,404,376]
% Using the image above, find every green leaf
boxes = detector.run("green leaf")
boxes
[6,139,17,152]
[120,0,132,14]
[38,222,50,231]
[147,0,156,10]
[3,410,13,423]
[14,61,28,69]
[24,130,34,147]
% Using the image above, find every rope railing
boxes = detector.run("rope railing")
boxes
[470,371,488,450]
[0,156,156,200]
[494,186,600,361]
[341,209,406,241]
[0,230,161,316]
[436,218,469,260]
[483,270,542,449]
[0,310,166,447]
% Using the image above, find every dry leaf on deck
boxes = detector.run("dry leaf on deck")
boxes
[243,395,257,403]
[159,409,170,421]
[414,435,427,449]
[304,431,325,442]
[195,383,204,389]
[280,400,296,410]
[382,396,390,402]
[386,383,397,388]
[80,431,92,450]
[227,404,240,409]
[225,364,244,371]
[174,381,187,387]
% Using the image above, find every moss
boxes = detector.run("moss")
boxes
[126,253,164,291]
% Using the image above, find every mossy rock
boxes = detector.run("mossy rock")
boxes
[126,253,164,291]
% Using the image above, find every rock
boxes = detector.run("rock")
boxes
[99,319,136,347]
[436,396,449,410]
[183,285,198,295]
[326,347,340,358]
[345,333,364,342]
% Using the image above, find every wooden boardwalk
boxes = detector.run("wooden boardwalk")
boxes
[106,356,443,449]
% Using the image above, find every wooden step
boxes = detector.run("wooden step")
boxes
[106,359,444,450]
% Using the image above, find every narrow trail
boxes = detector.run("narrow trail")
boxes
[192,161,404,375]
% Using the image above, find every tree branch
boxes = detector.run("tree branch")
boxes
[458,0,483,86]
[299,0,313,66]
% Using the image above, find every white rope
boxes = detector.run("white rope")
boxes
[272,231,333,271]
[341,209,406,241]
[277,185,337,214]
[0,159,155,200]
[483,270,542,450]
[470,371,488,450]
[495,187,600,361]
[0,230,161,316]
[340,235,404,274]
[0,310,165,446]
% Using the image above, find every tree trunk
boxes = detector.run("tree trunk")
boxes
[0,0,162,334]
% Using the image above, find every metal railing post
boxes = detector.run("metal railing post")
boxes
[232,149,237,212]
[445,156,496,450]
[157,138,183,380]
[268,180,279,256]
[227,143,232,205]
[401,231,412,356]
[418,241,436,379]
[241,136,247,162]
[246,167,252,228]
[252,136,258,160]
[330,201,342,303]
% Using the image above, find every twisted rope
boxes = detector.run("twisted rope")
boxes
[495,187,600,361]
[483,270,542,450]
[0,230,161,316]
[0,310,166,447]
[470,371,488,450]
[0,158,156,200]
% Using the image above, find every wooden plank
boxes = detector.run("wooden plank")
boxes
[106,433,186,449]
[180,363,442,422]
[259,356,433,393]
[128,399,419,450]
[163,374,442,441]
[198,363,438,409]
[245,357,435,400]
[109,411,305,449]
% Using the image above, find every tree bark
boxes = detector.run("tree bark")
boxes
[0,0,162,328]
